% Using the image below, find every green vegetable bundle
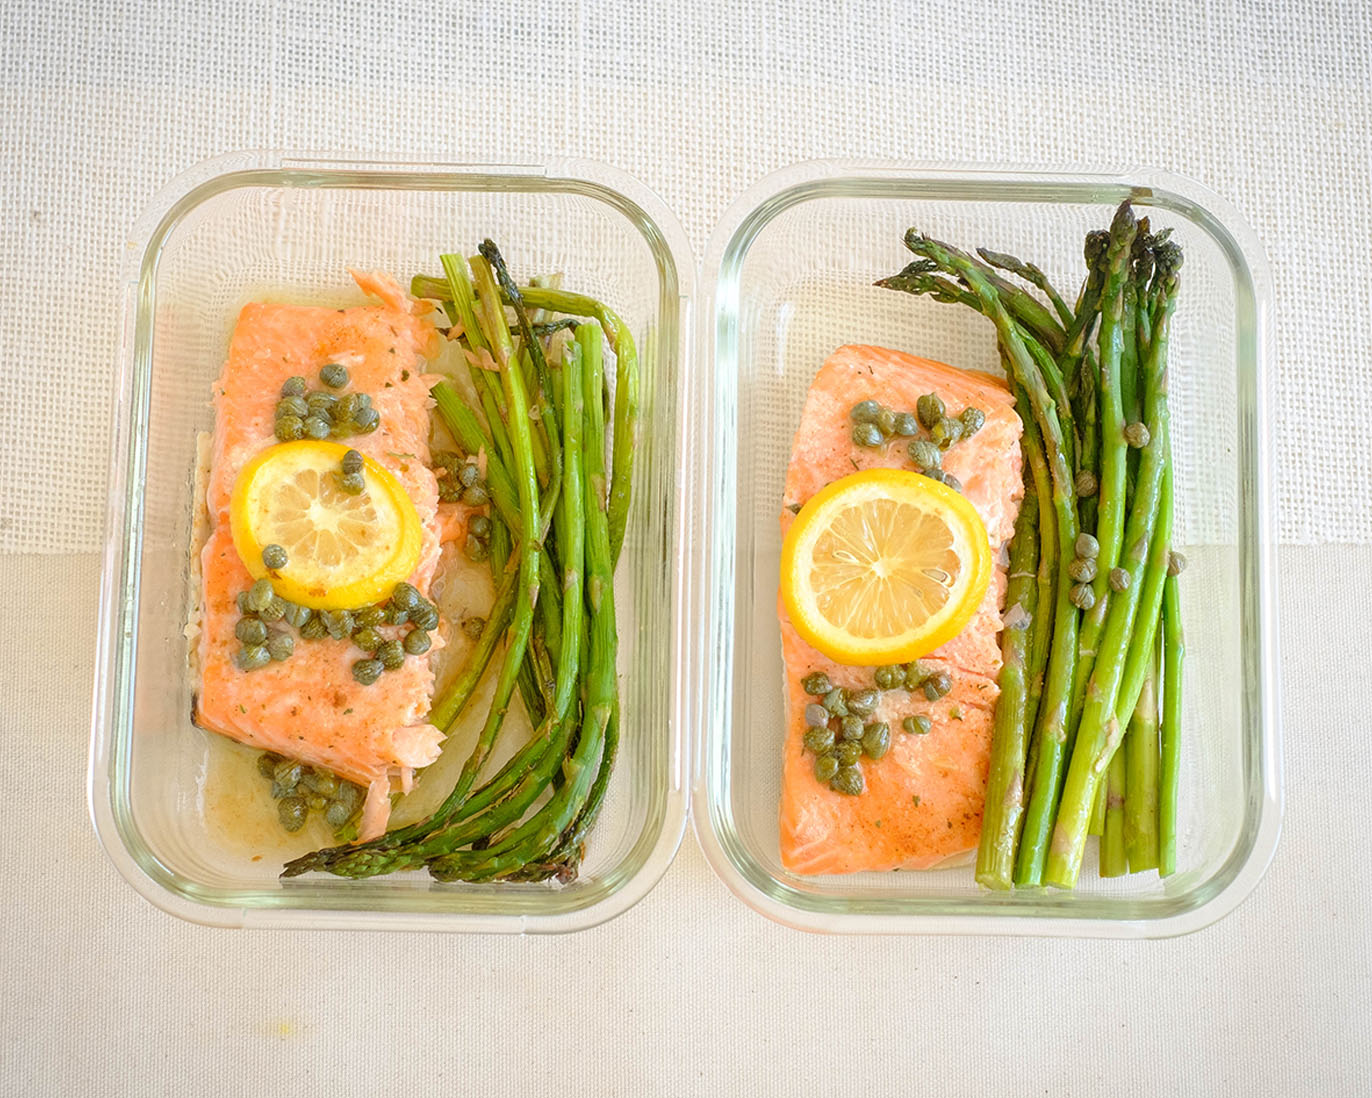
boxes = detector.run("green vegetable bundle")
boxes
[878,201,1186,890]
[282,241,636,884]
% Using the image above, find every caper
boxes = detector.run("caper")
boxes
[300,768,339,797]
[830,765,865,796]
[236,591,255,616]
[821,687,848,717]
[902,714,933,736]
[302,414,331,440]
[382,603,409,626]
[376,639,405,670]
[353,605,385,629]
[803,726,835,754]
[942,473,962,493]
[353,392,373,413]
[330,418,357,439]
[875,407,897,436]
[931,416,964,450]
[299,615,328,640]
[814,754,840,784]
[256,751,282,779]
[281,376,307,398]
[1123,421,1151,448]
[403,629,431,655]
[261,543,288,570]
[916,392,945,429]
[862,722,891,760]
[469,514,493,539]
[1167,551,1187,576]
[849,399,881,424]
[321,609,354,639]
[332,782,362,813]
[847,688,879,717]
[907,438,942,471]
[258,596,286,623]
[351,626,382,652]
[353,406,380,433]
[341,448,364,475]
[338,471,365,495]
[851,422,884,448]
[802,671,833,696]
[835,741,862,767]
[306,794,327,811]
[464,533,490,562]
[276,395,309,420]
[437,479,462,503]
[325,800,352,829]
[319,362,349,388]
[410,602,440,631]
[274,415,305,442]
[336,392,361,422]
[1108,567,1131,592]
[922,670,952,701]
[265,631,294,662]
[460,616,485,640]
[458,462,481,487]
[242,578,272,613]
[306,391,338,418]
[1075,532,1100,560]
[839,715,865,741]
[387,584,420,613]
[1069,583,1097,610]
[921,467,948,485]
[804,702,830,729]
[461,483,489,507]
[272,759,302,791]
[235,617,268,646]
[959,407,986,437]
[351,658,383,685]
[873,665,903,690]
[891,411,919,437]
[1068,556,1097,583]
[1075,469,1099,498]
[278,795,308,832]
[282,601,312,629]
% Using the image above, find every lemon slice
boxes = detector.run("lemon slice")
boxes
[230,440,422,609]
[780,468,992,665]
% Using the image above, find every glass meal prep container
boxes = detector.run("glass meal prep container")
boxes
[91,155,1279,936]
[90,153,693,932]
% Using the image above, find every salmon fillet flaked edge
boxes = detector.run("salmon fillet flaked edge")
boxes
[778,344,1024,875]
[193,271,452,842]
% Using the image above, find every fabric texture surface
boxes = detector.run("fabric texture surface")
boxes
[2,2,1370,1095]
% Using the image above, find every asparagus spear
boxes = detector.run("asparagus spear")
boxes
[977,247,1074,325]
[975,477,1039,889]
[1159,572,1184,876]
[1099,748,1128,877]
[1044,260,1178,889]
[1123,649,1161,872]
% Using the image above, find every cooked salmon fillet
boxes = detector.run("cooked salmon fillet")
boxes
[194,271,451,841]
[778,344,1023,874]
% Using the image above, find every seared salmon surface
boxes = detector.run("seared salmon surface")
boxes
[778,345,1023,874]
[195,271,450,840]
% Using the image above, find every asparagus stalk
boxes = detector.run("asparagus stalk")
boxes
[1099,748,1128,877]
[1159,572,1184,876]
[975,477,1039,889]
[1123,648,1161,872]
[977,247,1074,325]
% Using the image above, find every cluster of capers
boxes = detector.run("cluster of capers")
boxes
[872,658,953,702]
[231,573,438,683]
[798,673,887,796]
[256,751,364,834]
[1067,533,1101,609]
[798,666,952,796]
[273,365,381,443]
[431,451,494,563]
[847,393,985,493]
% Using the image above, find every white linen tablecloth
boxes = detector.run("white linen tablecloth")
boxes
[2,2,1369,1093]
